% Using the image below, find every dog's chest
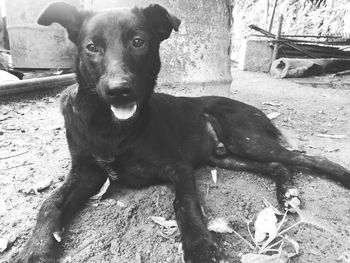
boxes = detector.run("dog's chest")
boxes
[93,154,119,181]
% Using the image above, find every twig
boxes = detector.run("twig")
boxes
[0,142,11,148]
[333,69,350,77]
[0,150,29,160]
[3,162,33,170]
[0,116,11,121]
[264,239,283,251]
[278,221,302,237]
[155,193,159,208]
[231,228,256,250]
[247,220,255,245]
[277,210,288,231]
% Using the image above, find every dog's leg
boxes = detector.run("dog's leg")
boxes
[13,156,107,263]
[162,164,219,263]
[278,153,350,188]
[209,156,300,210]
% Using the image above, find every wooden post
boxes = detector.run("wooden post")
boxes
[272,15,283,62]
[265,0,270,29]
[268,0,278,32]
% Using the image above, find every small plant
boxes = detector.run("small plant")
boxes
[207,200,334,263]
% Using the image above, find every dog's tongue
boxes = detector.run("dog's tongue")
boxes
[111,102,137,120]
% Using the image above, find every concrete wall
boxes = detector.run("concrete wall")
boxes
[6,0,80,68]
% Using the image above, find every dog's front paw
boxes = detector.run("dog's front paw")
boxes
[183,237,219,263]
[12,235,57,263]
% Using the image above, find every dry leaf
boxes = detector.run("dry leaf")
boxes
[151,216,178,238]
[91,178,110,200]
[241,252,289,263]
[207,218,233,233]
[151,216,178,229]
[254,207,278,244]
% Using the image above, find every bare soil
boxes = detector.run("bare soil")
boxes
[1,70,350,263]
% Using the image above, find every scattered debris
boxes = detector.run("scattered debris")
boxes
[62,256,72,263]
[151,216,178,229]
[0,115,11,122]
[326,148,340,153]
[337,251,350,262]
[262,102,281,107]
[34,178,53,192]
[17,107,32,115]
[53,231,62,243]
[135,252,142,263]
[116,200,127,208]
[0,149,29,160]
[241,251,289,263]
[267,112,281,120]
[207,217,233,234]
[0,238,8,253]
[316,134,347,139]
[150,216,178,238]
[0,200,6,215]
[4,161,33,171]
[20,177,53,195]
[211,169,218,185]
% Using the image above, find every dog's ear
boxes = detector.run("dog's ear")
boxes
[143,4,181,41]
[37,2,84,44]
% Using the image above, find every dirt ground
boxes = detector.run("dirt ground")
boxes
[1,70,350,263]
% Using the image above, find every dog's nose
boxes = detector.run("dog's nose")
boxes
[106,80,131,98]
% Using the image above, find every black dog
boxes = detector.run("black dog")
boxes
[14,2,350,263]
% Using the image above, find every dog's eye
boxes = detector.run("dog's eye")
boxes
[86,43,99,53]
[132,38,145,48]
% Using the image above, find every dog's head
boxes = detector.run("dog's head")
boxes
[38,2,180,121]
